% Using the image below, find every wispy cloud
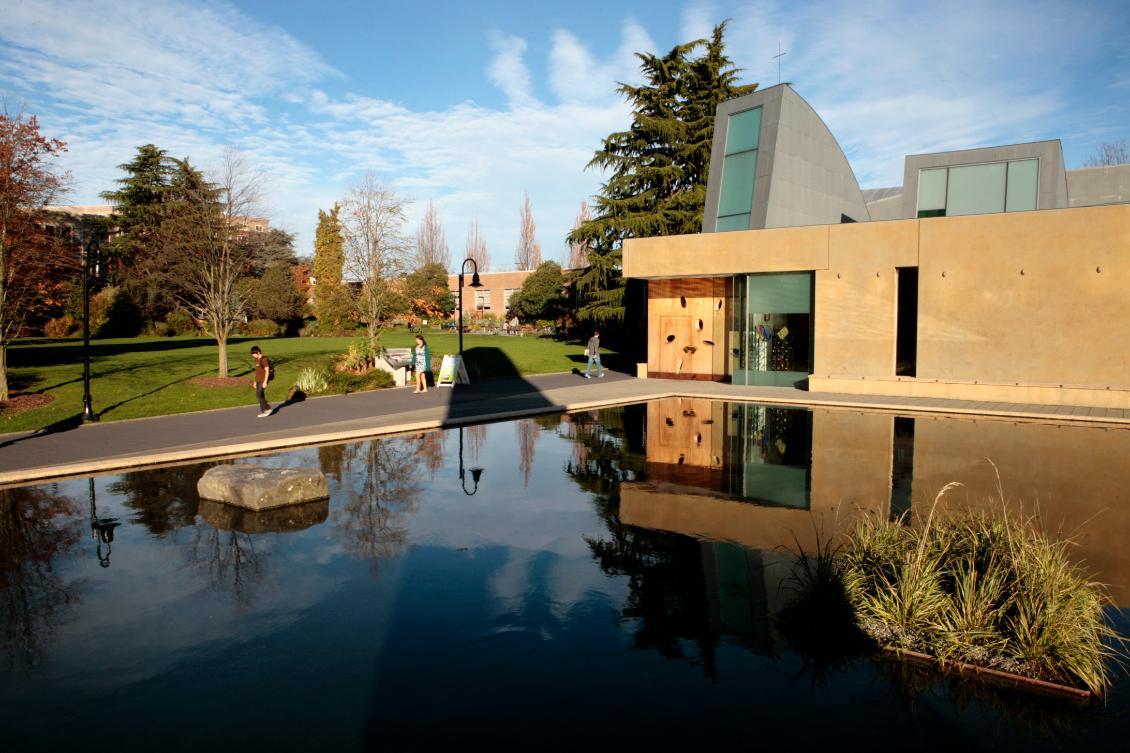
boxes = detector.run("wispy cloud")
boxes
[1,0,1126,263]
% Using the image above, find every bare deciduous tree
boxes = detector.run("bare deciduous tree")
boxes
[464,217,490,272]
[414,200,451,271]
[515,192,542,271]
[1084,140,1129,167]
[166,148,263,377]
[340,172,413,351]
[567,200,591,269]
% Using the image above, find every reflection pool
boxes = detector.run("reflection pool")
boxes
[2,399,1129,751]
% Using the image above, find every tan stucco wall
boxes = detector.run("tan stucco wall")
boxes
[815,220,919,377]
[623,224,830,279]
[916,205,1130,387]
[626,203,1130,406]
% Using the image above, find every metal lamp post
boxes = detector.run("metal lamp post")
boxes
[457,258,483,361]
[81,238,103,422]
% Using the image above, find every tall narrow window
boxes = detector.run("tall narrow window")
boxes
[896,267,918,377]
[715,107,762,232]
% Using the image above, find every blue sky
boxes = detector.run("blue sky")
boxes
[2,0,1127,269]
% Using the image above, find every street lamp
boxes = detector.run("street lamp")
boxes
[457,257,483,361]
[457,426,484,496]
[81,238,103,422]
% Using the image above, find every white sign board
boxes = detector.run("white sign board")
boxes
[436,354,471,387]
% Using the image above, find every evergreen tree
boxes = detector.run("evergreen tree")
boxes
[507,261,566,326]
[162,158,248,376]
[566,22,756,324]
[311,204,353,332]
[99,144,178,320]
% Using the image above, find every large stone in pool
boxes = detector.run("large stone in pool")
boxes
[197,465,328,511]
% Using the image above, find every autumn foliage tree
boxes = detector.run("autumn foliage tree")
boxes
[0,111,73,400]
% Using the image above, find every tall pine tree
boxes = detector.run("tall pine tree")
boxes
[567,22,756,325]
[100,144,178,320]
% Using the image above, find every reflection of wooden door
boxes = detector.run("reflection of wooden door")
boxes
[659,316,693,375]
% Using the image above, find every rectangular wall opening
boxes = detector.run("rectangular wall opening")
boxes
[895,267,918,377]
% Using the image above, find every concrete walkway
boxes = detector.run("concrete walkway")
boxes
[2,371,1127,485]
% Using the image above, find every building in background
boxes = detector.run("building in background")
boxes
[624,84,1130,409]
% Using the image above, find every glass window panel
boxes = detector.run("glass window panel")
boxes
[746,272,811,314]
[717,151,758,217]
[724,107,762,155]
[716,213,750,232]
[1006,159,1039,212]
[946,162,1006,216]
[917,168,947,212]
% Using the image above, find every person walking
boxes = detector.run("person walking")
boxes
[250,345,273,417]
[584,329,604,378]
[413,334,430,393]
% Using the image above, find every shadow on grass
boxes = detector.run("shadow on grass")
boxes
[9,337,267,368]
[96,369,215,418]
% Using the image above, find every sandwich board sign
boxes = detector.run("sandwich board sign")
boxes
[437,354,470,386]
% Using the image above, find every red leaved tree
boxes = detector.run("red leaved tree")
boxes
[0,110,73,400]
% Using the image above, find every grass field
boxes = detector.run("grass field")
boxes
[2,329,614,433]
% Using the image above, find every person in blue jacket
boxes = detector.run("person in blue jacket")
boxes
[413,334,430,393]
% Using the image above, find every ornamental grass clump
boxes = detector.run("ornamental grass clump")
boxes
[841,483,1122,695]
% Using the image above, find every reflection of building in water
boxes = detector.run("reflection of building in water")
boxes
[623,398,1130,610]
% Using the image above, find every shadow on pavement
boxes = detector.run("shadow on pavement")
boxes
[0,411,84,450]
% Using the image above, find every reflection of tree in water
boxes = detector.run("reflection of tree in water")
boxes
[414,430,446,480]
[186,525,268,610]
[516,419,539,488]
[109,462,223,537]
[550,406,721,678]
[334,437,422,577]
[466,423,487,463]
[0,486,83,672]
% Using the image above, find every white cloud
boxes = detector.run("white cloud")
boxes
[1,0,1126,262]
[487,32,536,108]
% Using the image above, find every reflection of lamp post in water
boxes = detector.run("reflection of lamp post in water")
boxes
[457,426,484,495]
[88,477,120,568]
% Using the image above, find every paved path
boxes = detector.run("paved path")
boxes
[2,371,1127,485]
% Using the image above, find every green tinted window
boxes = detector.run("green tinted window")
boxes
[716,214,750,232]
[946,162,1006,216]
[917,168,947,212]
[747,271,812,314]
[717,151,757,217]
[1006,159,1038,212]
[725,107,762,155]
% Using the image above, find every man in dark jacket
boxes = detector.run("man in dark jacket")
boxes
[584,330,604,378]
[251,345,273,417]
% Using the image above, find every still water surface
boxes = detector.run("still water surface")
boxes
[1,399,1128,751]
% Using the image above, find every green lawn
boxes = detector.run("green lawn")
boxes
[2,329,611,433]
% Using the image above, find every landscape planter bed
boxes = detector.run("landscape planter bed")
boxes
[881,646,1094,704]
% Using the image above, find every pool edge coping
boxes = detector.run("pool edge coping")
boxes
[3,386,1128,487]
